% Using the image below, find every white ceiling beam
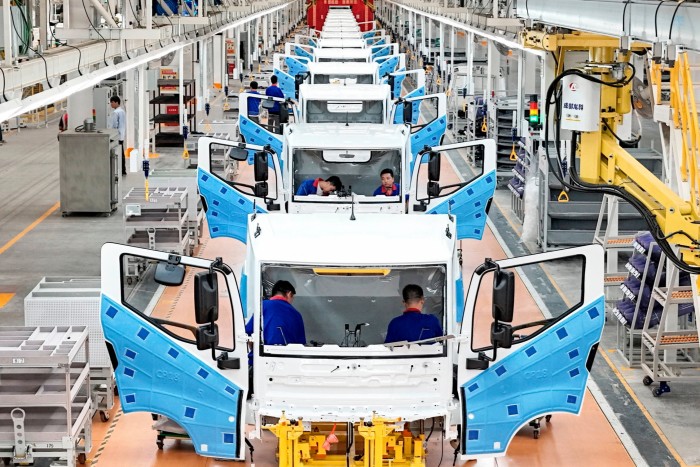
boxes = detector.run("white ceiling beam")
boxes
[54,28,165,40]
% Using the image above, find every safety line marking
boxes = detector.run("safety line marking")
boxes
[89,408,123,466]
[0,293,15,308]
[0,201,59,255]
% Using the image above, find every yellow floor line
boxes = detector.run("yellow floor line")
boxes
[598,350,688,467]
[0,293,15,308]
[0,202,59,256]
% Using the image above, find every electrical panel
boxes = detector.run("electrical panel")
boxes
[560,75,601,132]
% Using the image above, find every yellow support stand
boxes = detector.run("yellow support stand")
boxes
[182,145,190,160]
[144,178,149,201]
[264,413,426,467]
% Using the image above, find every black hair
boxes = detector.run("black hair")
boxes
[270,75,279,84]
[402,284,424,302]
[110,96,121,105]
[271,280,296,296]
[325,175,342,190]
[380,168,394,178]
[250,81,259,89]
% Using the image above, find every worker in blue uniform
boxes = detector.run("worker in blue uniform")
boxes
[373,168,401,196]
[385,284,443,343]
[247,81,261,124]
[245,280,306,346]
[296,176,342,196]
[265,75,286,132]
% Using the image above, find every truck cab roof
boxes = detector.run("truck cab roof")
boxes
[284,123,408,149]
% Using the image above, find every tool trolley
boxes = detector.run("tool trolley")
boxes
[0,326,92,467]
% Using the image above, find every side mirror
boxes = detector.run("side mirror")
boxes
[254,151,269,182]
[492,269,515,323]
[254,181,269,198]
[427,181,440,197]
[195,323,219,351]
[402,100,413,124]
[154,261,185,286]
[490,321,513,349]
[387,75,396,99]
[228,146,249,161]
[279,102,290,124]
[194,271,218,324]
[428,150,441,181]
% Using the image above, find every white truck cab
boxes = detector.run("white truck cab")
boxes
[307,62,380,84]
[100,215,605,463]
[297,83,392,124]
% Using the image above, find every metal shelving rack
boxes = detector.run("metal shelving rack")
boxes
[0,326,93,467]
[24,278,114,423]
[489,98,518,177]
[150,79,197,148]
[123,188,192,284]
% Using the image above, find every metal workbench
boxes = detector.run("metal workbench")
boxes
[24,277,115,423]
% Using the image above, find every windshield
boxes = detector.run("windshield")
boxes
[306,100,384,124]
[260,265,446,347]
[314,74,374,85]
[292,148,402,199]
[318,58,368,63]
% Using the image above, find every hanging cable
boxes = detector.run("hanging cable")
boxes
[48,27,83,76]
[81,0,110,67]
[543,64,700,274]
[126,0,142,27]
[0,66,8,102]
[668,1,685,43]
[654,1,666,38]
[11,0,52,88]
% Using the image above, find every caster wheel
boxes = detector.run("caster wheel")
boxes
[533,430,539,439]
[643,376,653,386]
[100,410,110,422]
[545,415,552,423]
[78,453,87,464]
[157,440,164,450]
[2,457,10,466]
[652,387,663,397]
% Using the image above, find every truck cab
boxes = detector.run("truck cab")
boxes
[297,83,392,124]
[100,214,605,463]
[307,62,380,84]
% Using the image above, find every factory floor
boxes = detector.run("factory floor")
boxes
[0,114,697,466]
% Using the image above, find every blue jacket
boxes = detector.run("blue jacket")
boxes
[265,85,285,113]
[296,178,322,196]
[385,309,443,343]
[373,183,401,196]
[245,297,306,346]
[247,90,261,116]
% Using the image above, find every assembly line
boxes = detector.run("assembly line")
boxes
[0,0,699,466]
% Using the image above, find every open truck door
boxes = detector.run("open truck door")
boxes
[100,244,249,460]
[238,93,297,160]
[197,137,286,243]
[376,53,404,78]
[272,56,310,99]
[285,43,314,61]
[456,245,604,458]
[389,69,427,123]
[391,94,448,170]
[408,140,496,240]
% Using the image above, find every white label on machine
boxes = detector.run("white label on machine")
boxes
[12,358,24,364]
[560,75,601,132]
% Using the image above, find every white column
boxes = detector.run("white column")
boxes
[179,47,184,135]
[439,23,444,77]
[467,32,473,95]
[2,0,13,66]
[125,68,137,155]
[135,64,147,173]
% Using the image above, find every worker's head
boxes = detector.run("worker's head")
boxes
[402,284,425,310]
[110,96,121,109]
[270,75,279,86]
[380,168,395,189]
[271,280,296,303]
[319,176,342,195]
[250,81,259,90]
